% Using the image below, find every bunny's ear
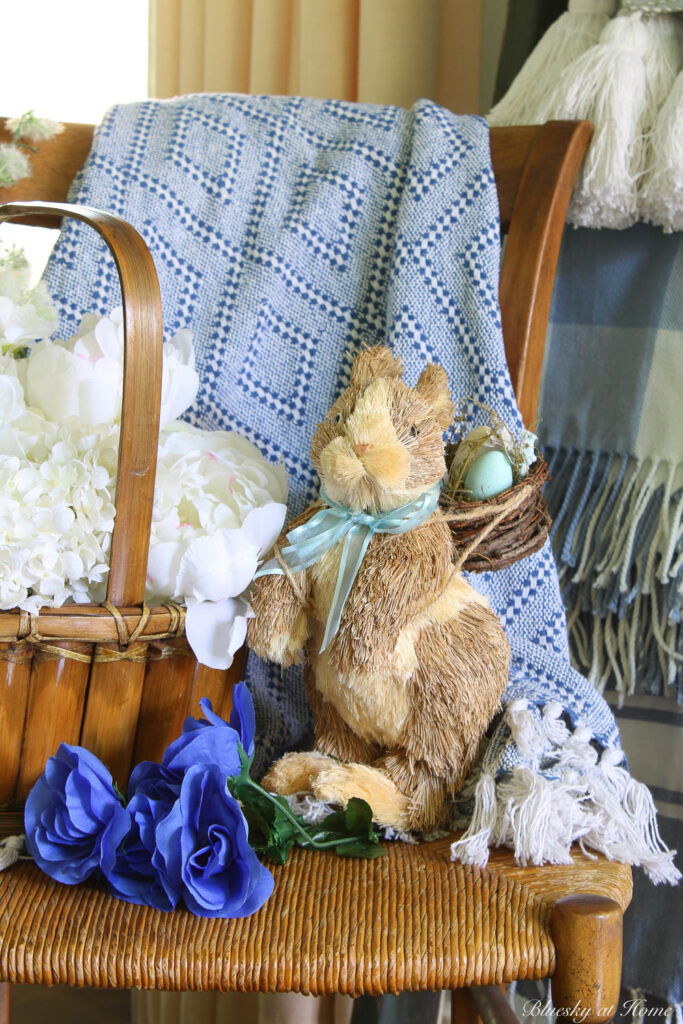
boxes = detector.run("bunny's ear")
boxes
[350,345,404,387]
[415,364,454,430]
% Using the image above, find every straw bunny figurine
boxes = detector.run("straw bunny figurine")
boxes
[247,346,510,831]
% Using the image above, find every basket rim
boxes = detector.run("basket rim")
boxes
[0,601,187,646]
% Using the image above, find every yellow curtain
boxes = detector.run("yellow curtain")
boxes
[150,0,483,112]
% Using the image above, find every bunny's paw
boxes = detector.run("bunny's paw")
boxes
[312,762,410,830]
[262,751,338,795]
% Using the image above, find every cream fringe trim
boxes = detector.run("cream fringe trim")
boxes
[450,701,681,886]
[0,835,25,871]
[488,7,683,231]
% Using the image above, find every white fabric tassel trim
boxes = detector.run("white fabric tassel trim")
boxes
[0,835,25,871]
[451,706,681,885]
[542,13,654,227]
[449,772,498,866]
[524,12,681,228]
[487,0,617,127]
[641,70,683,231]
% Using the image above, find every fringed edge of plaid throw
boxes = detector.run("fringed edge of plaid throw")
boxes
[543,446,682,703]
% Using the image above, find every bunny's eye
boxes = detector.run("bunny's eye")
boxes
[409,425,418,438]
[332,412,343,425]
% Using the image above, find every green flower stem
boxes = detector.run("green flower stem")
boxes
[238,772,370,852]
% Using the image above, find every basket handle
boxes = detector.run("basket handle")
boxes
[0,201,164,606]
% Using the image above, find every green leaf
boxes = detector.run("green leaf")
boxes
[227,752,385,862]
[263,843,292,866]
[335,840,386,859]
[344,797,373,835]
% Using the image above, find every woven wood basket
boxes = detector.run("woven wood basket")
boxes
[0,202,242,833]
[439,455,551,572]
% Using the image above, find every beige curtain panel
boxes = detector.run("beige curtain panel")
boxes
[150,0,482,112]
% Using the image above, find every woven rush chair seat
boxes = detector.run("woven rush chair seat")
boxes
[0,839,631,995]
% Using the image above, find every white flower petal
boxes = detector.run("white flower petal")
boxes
[0,377,25,425]
[78,377,121,428]
[146,541,185,599]
[176,531,259,603]
[241,502,286,560]
[185,597,250,670]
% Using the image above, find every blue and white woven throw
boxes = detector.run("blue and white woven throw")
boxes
[44,94,678,882]
[541,225,683,703]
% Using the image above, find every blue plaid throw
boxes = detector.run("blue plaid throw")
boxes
[541,224,683,703]
[43,94,678,882]
[540,224,683,1000]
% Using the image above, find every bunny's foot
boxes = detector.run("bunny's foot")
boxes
[262,751,338,795]
[375,752,452,832]
[312,762,411,830]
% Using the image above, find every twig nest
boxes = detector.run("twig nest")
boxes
[440,457,551,572]
[440,401,551,572]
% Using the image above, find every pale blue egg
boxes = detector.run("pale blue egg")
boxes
[464,449,513,500]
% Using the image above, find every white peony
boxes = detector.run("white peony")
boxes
[25,308,202,430]
[0,281,289,670]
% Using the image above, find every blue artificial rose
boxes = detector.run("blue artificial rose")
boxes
[127,760,182,803]
[102,761,181,911]
[25,743,131,885]
[227,682,256,758]
[161,683,255,777]
[104,789,180,911]
[153,764,274,918]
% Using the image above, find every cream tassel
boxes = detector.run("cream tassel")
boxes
[538,13,656,227]
[639,14,683,132]
[0,834,25,871]
[487,0,617,127]
[449,772,497,866]
[641,69,683,231]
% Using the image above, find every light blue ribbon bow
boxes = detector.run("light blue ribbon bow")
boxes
[254,484,441,652]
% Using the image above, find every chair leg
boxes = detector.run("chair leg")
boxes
[0,983,10,1024]
[452,987,519,1024]
[452,988,482,1024]
[550,895,623,1024]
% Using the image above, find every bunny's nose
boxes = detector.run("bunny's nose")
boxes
[353,442,370,456]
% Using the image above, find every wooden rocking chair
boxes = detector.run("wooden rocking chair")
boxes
[0,115,631,1024]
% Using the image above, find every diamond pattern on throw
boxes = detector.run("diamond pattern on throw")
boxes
[239,301,317,425]
[285,165,368,270]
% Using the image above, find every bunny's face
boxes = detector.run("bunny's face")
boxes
[311,347,454,513]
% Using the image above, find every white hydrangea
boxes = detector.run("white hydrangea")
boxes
[5,113,64,144]
[0,145,30,187]
[0,276,288,669]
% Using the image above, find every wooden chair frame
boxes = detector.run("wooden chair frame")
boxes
[0,116,631,1024]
